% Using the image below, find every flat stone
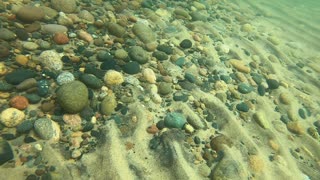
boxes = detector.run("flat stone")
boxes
[229,59,251,73]
[16,6,45,22]
[0,140,14,165]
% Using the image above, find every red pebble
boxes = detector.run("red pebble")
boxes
[53,32,69,45]
[9,96,29,110]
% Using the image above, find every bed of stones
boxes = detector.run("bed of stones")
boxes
[0,0,319,179]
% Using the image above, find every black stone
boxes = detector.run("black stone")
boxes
[194,136,201,144]
[84,63,106,79]
[1,134,15,140]
[180,39,192,49]
[266,79,279,89]
[173,92,189,102]
[5,69,36,85]
[156,120,165,130]
[184,73,196,83]
[24,136,37,143]
[123,61,141,74]
[82,122,94,132]
[97,51,114,62]
[0,141,14,165]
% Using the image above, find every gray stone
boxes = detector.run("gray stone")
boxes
[51,0,77,13]
[0,28,16,41]
[158,82,172,95]
[107,23,126,38]
[129,46,149,64]
[34,118,54,140]
[132,23,156,44]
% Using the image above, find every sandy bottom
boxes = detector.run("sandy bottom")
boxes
[1,0,320,180]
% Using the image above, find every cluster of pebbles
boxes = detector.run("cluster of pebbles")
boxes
[0,0,319,179]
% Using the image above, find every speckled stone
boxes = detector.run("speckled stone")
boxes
[0,108,25,127]
[34,118,54,140]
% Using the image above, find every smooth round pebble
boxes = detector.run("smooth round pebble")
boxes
[164,112,187,129]
[180,39,192,49]
[9,96,29,110]
[0,108,25,127]
[34,118,54,140]
[39,50,63,71]
[104,70,124,86]
[123,61,141,74]
[56,71,75,85]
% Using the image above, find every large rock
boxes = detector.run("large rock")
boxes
[0,140,14,165]
[51,0,77,13]
[16,6,45,22]
[57,81,88,113]
[0,108,25,127]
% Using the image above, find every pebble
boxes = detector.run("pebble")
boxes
[40,101,55,112]
[0,108,25,127]
[100,95,117,115]
[57,81,88,113]
[53,32,69,45]
[104,70,124,86]
[229,59,251,73]
[41,24,68,34]
[132,22,156,44]
[78,10,95,23]
[279,93,291,105]
[253,111,270,129]
[146,124,159,134]
[0,28,16,41]
[15,55,29,66]
[71,149,82,159]
[158,82,172,95]
[24,94,41,104]
[179,39,192,49]
[16,78,37,91]
[37,79,49,97]
[39,50,63,71]
[210,134,233,152]
[266,79,279,89]
[287,121,304,135]
[0,141,14,165]
[257,84,266,96]
[241,23,253,32]
[63,114,82,131]
[238,83,254,94]
[123,61,141,74]
[142,68,156,84]
[107,23,126,38]
[23,42,39,50]
[80,74,103,89]
[153,51,168,61]
[298,108,306,119]
[51,0,77,13]
[164,112,187,129]
[78,30,93,43]
[16,120,34,134]
[129,46,149,64]
[16,6,45,22]
[56,71,75,85]
[34,118,54,140]
[9,96,29,110]
[0,81,14,91]
[5,69,36,85]
[0,45,10,58]
[114,49,128,59]
[236,102,249,112]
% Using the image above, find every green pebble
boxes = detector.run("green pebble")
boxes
[158,82,172,95]
[164,112,187,129]
[236,102,249,112]
[152,51,168,61]
[184,73,196,83]
[173,92,189,102]
[175,57,185,67]
[57,81,88,113]
[251,73,263,85]
[129,46,149,64]
[257,85,265,96]
[157,44,173,54]
[180,39,192,49]
[24,94,41,104]
[298,108,306,119]
[100,95,117,116]
[266,79,279,89]
[123,61,141,74]
[0,81,13,91]
[220,75,231,84]
[238,83,254,94]
[80,74,103,89]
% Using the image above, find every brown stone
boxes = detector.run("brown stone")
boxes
[53,32,69,45]
[287,121,304,135]
[16,6,45,22]
[146,124,159,134]
[210,134,233,152]
[0,45,10,58]
[15,55,29,66]
[9,96,29,110]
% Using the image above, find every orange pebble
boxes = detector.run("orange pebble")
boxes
[9,96,29,110]
[53,32,69,45]
[146,124,159,134]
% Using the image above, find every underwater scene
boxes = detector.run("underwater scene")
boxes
[0,0,320,179]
